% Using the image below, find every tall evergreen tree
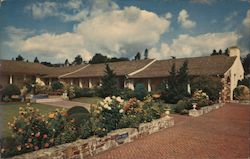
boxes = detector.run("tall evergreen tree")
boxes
[211,49,217,56]
[144,48,148,59]
[218,49,223,55]
[34,57,39,63]
[16,54,24,61]
[134,52,141,60]
[177,60,189,97]
[100,64,118,97]
[65,59,69,66]
[163,61,189,103]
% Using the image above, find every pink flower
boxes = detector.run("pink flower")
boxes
[43,134,48,139]
[35,132,40,138]
[34,146,39,151]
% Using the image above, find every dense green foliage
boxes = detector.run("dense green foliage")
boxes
[190,76,222,101]
[2,84,21,98]
[161,61,189,104]
[233,85,250,100]
[51,81,64,91]
[134,83,148,100]
[119,88,135,100]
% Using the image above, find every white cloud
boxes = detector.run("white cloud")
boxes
[25,0,119,22]
[25,2,58,19]
[9,6,170,61]
[178,9,196,29]
[224,11,238,22]
[164,12,172,20]
[150,32,239,59]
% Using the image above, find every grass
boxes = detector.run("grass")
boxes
[0,102,60,138]
[72,97,103,105]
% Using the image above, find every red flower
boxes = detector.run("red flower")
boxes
[44,143,49,148]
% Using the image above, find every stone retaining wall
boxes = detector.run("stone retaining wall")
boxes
[189,103,224,117]
[10,116,174,159]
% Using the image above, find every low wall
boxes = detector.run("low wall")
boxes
[189,103,224,117]
[10,116,174,159]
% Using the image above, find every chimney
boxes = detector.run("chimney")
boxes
[229,46,240,58]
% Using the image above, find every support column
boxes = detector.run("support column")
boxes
[88,78,92,88]
[70,79,73,85]
[9,75,13,84]
[128,79,134,90]
[49,78,52,85]
[187,83,191,94]
[147,79,151,92]
[79,79,83,88]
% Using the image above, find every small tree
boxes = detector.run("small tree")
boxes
[73,55,83,65]
[177,60,189,98]
[211,49,217,56]
[16,54,24,61]
[99,64,118,97]
[134,52,141,60]
[89,53,108,64]
[64,59,70,66]
[34,57,39,63]
[134,83,148,100]
[144,48,148,59]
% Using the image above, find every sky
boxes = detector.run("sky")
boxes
[0,0,249,63]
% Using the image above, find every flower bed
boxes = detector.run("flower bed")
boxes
[188,103,224,117]
[1,95,170,158]
[9,115,174,159]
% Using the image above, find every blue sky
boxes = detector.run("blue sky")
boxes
[0,0,249,63]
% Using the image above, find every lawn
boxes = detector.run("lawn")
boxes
[72,97,103,105]
[0,102,60,138]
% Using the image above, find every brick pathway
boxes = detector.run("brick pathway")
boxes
[88,103,250,159]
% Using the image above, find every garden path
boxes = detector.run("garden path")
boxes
[88,103,250,159]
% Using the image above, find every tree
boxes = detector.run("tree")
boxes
[144,48,148,59]
[108,57,129,63]
[218,49,223,55]
[134,52,141,60]
[211,49,217,56]
[34,57,39,63]
[16,54,24,61]
[190,76,222,101]
[177,60,189,97]
[242,53,250,75]
[99,64,118,97]
[65,59,70,66]
[89,53,108,64]
[162,61,189,103]
[224,48,229,56]
[73,55,83,65]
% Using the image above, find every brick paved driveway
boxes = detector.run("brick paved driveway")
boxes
[89,103,250,159]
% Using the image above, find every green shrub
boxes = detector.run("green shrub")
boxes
[54,122,77,145]
[2,84,20,98]
[191,76,222,101]
[67,106,89,116]
[51,81,64,91]
[77,88,96,97]
[35,84,51,94]
[141,96,166,122]
[134,83,148,100]
[233,85,250,100]
[78,120,92,139]
[119,88,135,100]
[238,78,250,89]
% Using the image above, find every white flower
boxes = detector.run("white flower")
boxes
[116,96,124,103]
[103,104,109,109]
[107,106,111,110]
[100,101,104,106]
[119,109,124,113]
[104,97,112,103]
[112,96,116,99]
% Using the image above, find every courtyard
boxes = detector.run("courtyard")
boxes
[88,103,250,159]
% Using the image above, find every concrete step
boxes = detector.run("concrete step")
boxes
[36,97,63,103]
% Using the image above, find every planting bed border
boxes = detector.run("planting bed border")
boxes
[10,116,174,159]
[188,103,224,117]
